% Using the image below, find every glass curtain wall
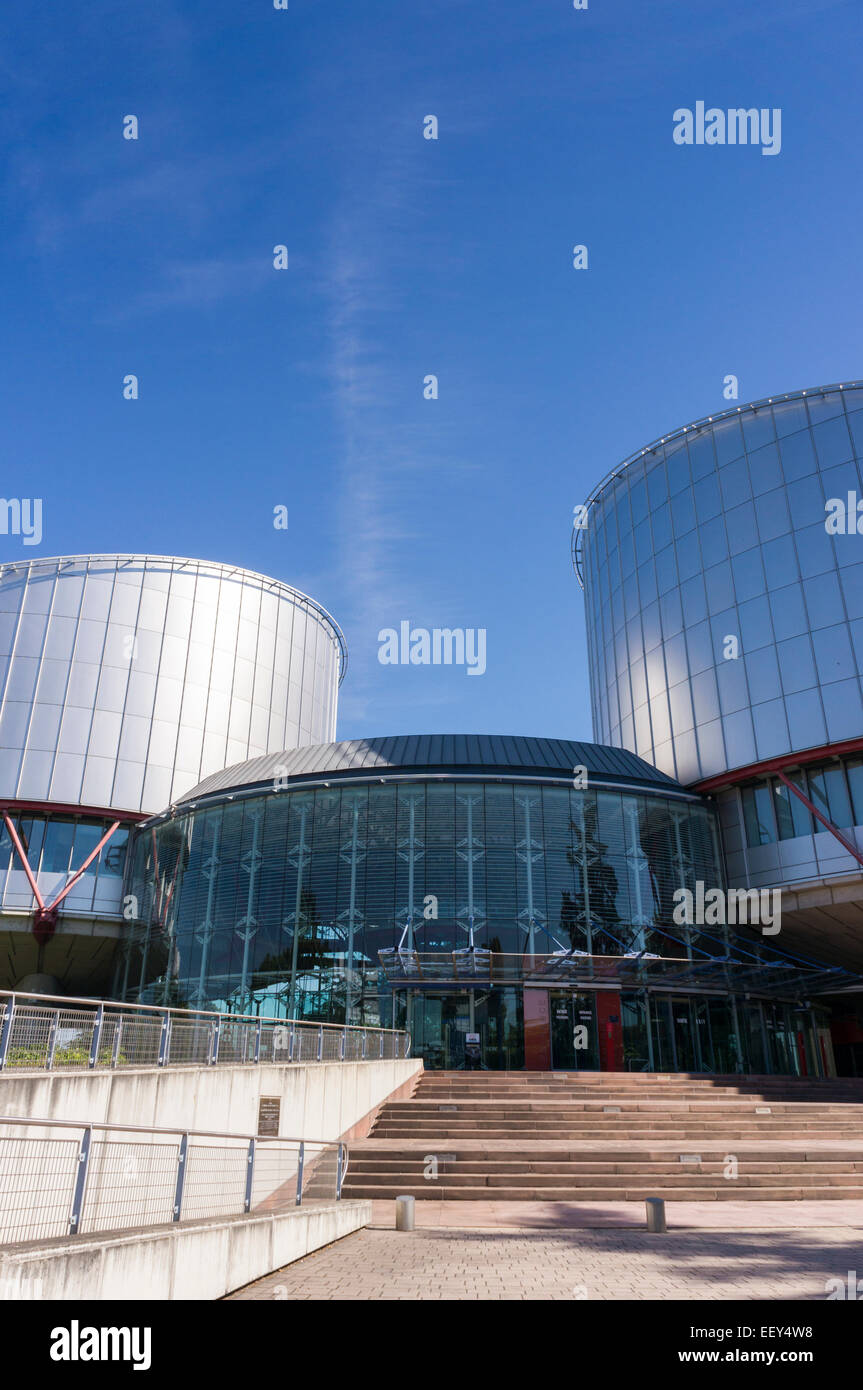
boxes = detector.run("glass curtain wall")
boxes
[118,779,722,1018]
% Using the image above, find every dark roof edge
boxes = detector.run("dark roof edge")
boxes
[168,734,686,809]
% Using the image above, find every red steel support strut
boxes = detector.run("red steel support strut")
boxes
[775,770,863,870]
[2,813,122,946]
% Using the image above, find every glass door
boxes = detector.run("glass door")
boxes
[621,992,652,1071]
[649,995,676,1070]
[474,988,524,1070]
[706,996,745,1073]
[549,991,600,1070]
[763,1002,801,1076]
[408,992,471,1069]
[671,997,699,1071]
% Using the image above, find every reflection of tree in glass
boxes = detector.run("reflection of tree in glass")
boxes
[565,798,621,954]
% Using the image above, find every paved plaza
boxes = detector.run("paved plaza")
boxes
[228,1204,863,1301]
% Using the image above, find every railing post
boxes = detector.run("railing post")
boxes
[317,1024,323,1062]
[210,1018,221,1065]
[361,1029,367,1060]
[289,1024,295,1063]
[88,1005,104,1069]
[379,1031,384,1059]
[295,1141,304,1206]
[0,997,14,1070]
[173,1133,189,1222]
[253,1019,262,1064]
[46,1010,59,1070]
[69,1126,93,1236]
[244,1139,256,1213]
[339,1027,346,1061]
[111,1018,124,1069]
[157,1012,171,1067]
[336,1143,345,1200]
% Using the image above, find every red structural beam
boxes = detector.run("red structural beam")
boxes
[2,812,128,946]
[693,736,863,794]
[774,769,863,871]
[0,800,145,823]
[3,813,46,910]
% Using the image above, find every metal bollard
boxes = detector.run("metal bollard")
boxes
[645,1197,667,1233]
[395,1195,415,1232]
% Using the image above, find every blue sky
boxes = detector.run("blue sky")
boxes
[2,0,861,745]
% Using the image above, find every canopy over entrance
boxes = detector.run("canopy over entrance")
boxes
[378,947,855,999]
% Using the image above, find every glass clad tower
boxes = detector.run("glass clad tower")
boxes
[575,383,863,785]
[575,384,863,1071]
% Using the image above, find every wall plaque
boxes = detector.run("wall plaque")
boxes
[257,1096,281,1137]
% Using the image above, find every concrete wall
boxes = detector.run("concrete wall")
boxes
[0,1200,371,1302]
[0,1057,422,1141]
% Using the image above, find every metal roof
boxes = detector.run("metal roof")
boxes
[180,734,684,804]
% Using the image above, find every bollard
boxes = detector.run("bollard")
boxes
[395,1195,415,1232]
[645,1197,667,1233]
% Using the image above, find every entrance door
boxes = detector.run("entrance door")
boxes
[473,988,524,1070]
[409,992,470,1069]
[548,991,600,1070]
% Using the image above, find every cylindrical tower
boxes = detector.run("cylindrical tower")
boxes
[575,382,863,992]
[0,554,346,992]
[575,382,863,785]
[0,554,345,813]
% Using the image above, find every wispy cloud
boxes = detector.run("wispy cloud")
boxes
[321,136,456,722]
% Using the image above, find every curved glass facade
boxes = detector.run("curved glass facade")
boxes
[578,383,863,784]
[119,776,722,1018]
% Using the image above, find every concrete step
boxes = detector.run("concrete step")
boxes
[370,1131,863,1142]
[345,1170,863,1188]
[349,1149,863,1164]
[360,1070,863,1203]
[371,1123,863,1133]
[380,1100,861,1112]
[416,1072,863,1085]
[341,1183,863,1201]
[414,1091,863,1104]
[348,1159,863,1175]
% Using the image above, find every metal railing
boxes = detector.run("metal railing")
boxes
[0,990,410,1074]
[0,1115,346,1248]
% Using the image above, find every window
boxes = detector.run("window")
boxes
[771,778,812,839]
[808,765,853,831]
[99,826,129,877]
[742,784,775,846]
[40,820,76,875]
[846,759,863,826]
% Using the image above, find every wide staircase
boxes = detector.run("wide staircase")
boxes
[342,1071,863,1201]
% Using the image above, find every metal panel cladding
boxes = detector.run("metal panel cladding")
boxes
[575,383,863,785]
[0,555,346,814]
